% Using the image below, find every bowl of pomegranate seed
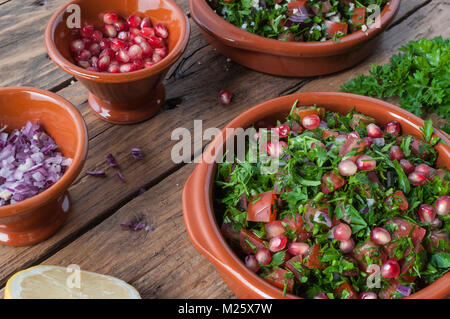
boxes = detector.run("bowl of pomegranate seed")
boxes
[44,0,190,124]
[0,87,88,246]
[182,92,450,299]
[189,0,400,77]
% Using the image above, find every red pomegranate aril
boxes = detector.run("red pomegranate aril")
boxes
[415,164,433,178]
[98,55,111,71]
[144,60,154,68]
[128,44,143,60]
[366,123,383,138]
[140,27,155,39]
[244,255,260,272]
[269,235,287,252]
[435,195,450,216]
[348,131,360,139]
[356,155,376,171]
[288,242,310,256]
[418,204,436,223]
[148,36,164,48]
[431,218,442,229]
[91,30,103,43]
[104,24,118,38]
[339,238,355,253]
[132,59,144,70]
[381,260,400,278]
[99,48,114,58]
[133,35,146,45]
[99,38,110,49]
[389,146,404,161]
[89,43,101,56]
[255,248,272,265]
[219,90,232,105]
[140,41,154,58]
[113,19,127,32]
[89,56,99,68]
[152,53,163,63]
[80,24,95,38]
[385,120,401,136]
[75,49,91,61]
[274,124,290,138]
[267,141,288,158]
[78,60,90,69]
[155,23,169,38]
[116,49,130,63]
[103,12,118,24]
[129,27,140,38]
[119,63,134,73]
[302,115,320,130]
[360,292,378,299]
[107,62,120,73]
[70,39,85,52]
[408,171,427,186]
[338,160,357,176]
[370,227,391,245]
[86,66,98,72]
[117,31,129,41]
[154,47,168,58]
[400,159,415,174]
[110,38,126,51]
[363,137,373,147]
[140,17,152,28]
[127,14,142,28]
[333,223,352,241]
[314,293,329,299]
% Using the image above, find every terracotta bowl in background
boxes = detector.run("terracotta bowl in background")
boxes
[45,0,190,124]
[189,0,400,77]
[0,87,88,246]
[182,92,450,299]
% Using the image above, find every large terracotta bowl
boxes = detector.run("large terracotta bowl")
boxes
[182,92,450,299]
[0,87,88,246]
[189,0,400,77]
[45,0,190,124]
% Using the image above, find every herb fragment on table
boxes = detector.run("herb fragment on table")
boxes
[131,148,144,160]
[85,170,106,176]
[106,153,118,167]
[120,215,154,232]
[116,171,126,183]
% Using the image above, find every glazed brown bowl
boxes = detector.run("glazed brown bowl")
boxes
[189,0,400,77]
[182,92,450,299]
[45,0,190,124]
[0,87,88,246]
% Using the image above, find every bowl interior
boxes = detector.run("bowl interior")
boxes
[50,0,185,68]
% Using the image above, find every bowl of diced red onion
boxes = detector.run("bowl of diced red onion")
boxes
[0,87,88,246]
[44,0,190,124]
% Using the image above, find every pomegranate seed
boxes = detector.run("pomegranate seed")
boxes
[154,47,168,58]
[288,242,310,256]
[103,12,118,24]
[140,27,155,39]
[265,221,285,239]
[363,137,373,147]
[269,235,287,252]
[133,35,146,45]
[82,37,92,47]
[435,195,450,216]
[119,63,134,73]
[128,44,143,60]
[89,56,99,68]
[431,218,442,229]
[244,255,260,272]
[302,115,320,130]
[113,19,127,32]
[274,124,290,138]
[116,49,130,63]
[99,38,110,49]
[117,31,129,41]
[91,30,103,43]
[129,27,140,38]
[98,55,111,71]
[314,293,329,299]
[333,223,352,241]
[348,131,360,139]
[366,123,383,138]
[389,146,405,161]
[338,160,357,176]
[148,36,164,48]
[418,204,436,223]
[385,120,401,136]
[86,66,98,72]
[415,164,434,178]
[107,63,120,73]
[152,53,163,63]
[132,59,144,70]
[140,41,154,58]
[103,24,117,38]
[70,39,85,52]
[356,155,376,171]
[381,260,400,278]
[110,38,126,51]
[78,60,90,69]
[140,17,152,28]
[408,172,427,186]
[255,248,272,265]
[88,43,101,56]
[155,23,169,38]
[372,137,385,147]
[80,24,94,38]
[267,141,288,158]
[99,48,114,58]
[339,238,355,253]
[219,90,232,105]
[127,14,142,28]
[75,49,91,61]
[144,60,154,68]
[400,159,415,174]
[360,292,378,299]
[370,227,391,245]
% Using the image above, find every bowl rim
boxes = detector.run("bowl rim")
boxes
[44,0,190,83]
[183,92,450,299]
[0,86,88,218]
[189,0,400,57]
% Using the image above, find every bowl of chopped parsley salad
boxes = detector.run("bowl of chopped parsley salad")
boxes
[182,92,450,299]
[188,0,400,76]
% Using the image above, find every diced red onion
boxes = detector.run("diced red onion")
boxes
[313,210,332,227]
[396,284,411,297]
[131,147,144,160]
[106,153,118,167]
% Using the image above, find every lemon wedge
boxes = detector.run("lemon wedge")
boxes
[4,265,141,299]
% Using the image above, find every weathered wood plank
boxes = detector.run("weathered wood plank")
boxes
[0,0,443,299]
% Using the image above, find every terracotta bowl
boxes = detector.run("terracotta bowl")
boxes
[182,92,450,299]
[0,87,88,246]
[45,0,190,124]
[189,0,400,77]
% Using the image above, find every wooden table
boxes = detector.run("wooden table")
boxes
[0,0,448,299]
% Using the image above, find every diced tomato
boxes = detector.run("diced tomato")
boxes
[400,245,426,282]
[352,240,388,272]
[349,113,374,129]
[428,230,450,253]
[303,202,332,230]
[351,7,366,26]
[287,1,307,15]
[292,107,325,121]
[321,171,346,194]
[322,130,339,139]
[265,221,286,239]
[285,255,305,283]
[325,20,348,37]
[386,218,426,248]
[265,267,294,293]
[304,243,325,269]
[342,257,359,277]
[339,136,367,162]
[282,213,312,241]
[334,280,358,299]
[378,280,401,299]
[247,191,277,222]
[221,222,240,241]
[289,120,304,135]
[321,1,333,14]
[240,229,266,254]
[385,191,409,211]
[396,135,432,159]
